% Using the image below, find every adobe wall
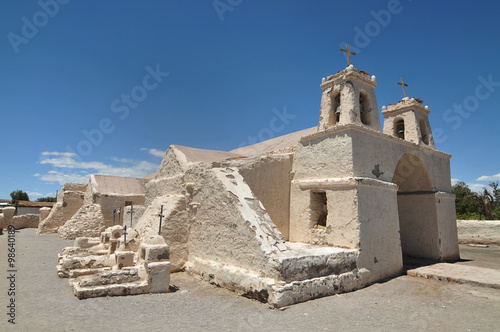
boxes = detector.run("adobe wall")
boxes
[134,195,188,271]
[289,183,360,248]
[397,194,440,260]
[291,129,354,180]
[81,176,145,227]
[290,123,459,281]
[123,204,146,228]
[457,220,500,245]
[96,194,145,227]
[185,163,287,279]
[38,202,64,234]
[356,183,402,282]
[436,193,460,261]
[347,126,452,192]
[38,183,86,234]
[144,146,188,206]
[234,154,293,240]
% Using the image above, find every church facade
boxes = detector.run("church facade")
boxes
[135,62,459,306]
[56,59,459,307]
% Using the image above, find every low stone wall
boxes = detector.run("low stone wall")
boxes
[457,220,500,245]
[9,214,40,229]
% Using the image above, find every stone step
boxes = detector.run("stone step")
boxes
[407,263,500,289]
[275,242,359,282]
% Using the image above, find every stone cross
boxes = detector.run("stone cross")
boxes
[157,205,164,235]
[340,43,356,66]
[398,77,408,98]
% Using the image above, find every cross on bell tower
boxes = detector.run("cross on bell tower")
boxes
[398,77,408,98]
[318,44,381,132]
[340,43,356,66]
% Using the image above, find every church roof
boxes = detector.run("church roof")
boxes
[173,145,243,163]
[92,174,148,196]
[230,127,316,157]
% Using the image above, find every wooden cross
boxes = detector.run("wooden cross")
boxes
[126,203,134,227]
[122,225,127,245]
[157,205,164,235]
[398,77,408,98]
[340,43,356,66]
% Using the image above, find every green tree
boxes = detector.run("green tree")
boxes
[36,196,56,202]
[10,190,29,204]
[489,182,499,207]
[452,181,480,219]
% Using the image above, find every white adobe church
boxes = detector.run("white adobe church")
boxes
[57,47,460,307]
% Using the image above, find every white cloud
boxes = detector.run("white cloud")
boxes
[468,183,489,194]
[141,148,165,158]
[36,170,90,185]
[35,152,160,185]
[451,178,460,185]
[476,173,500,182]
[27,191,57,198]
[110,157,136,163]
[42,151,76,157]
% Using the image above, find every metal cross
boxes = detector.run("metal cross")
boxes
[340,43,356,66]
[127,203,134,228]
[157,205,164,235]
[112,209,116,226]
[398,77,408,98]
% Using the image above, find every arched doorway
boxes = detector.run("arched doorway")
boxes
[393,153,440,262]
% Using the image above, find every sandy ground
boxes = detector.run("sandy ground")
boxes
[1,229,499,331]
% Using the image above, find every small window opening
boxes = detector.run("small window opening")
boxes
[419,118,429,144]
[359,93,371,125]
[125,201,133,206]
[310,192,328,229]
[395,119,405,139]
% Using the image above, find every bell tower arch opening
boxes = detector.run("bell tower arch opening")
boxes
[419,117,429,145]
[359,91,371,125]
[393,153,441,263]
[329,92,341,126]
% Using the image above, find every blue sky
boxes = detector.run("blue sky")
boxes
[1,0,499,199]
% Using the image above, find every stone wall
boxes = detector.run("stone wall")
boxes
[58,204,106,240]
[8,214,40,229]
[1,207,40,229]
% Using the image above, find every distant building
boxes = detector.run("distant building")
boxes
[15,200,55,215]
[0,199,10,213]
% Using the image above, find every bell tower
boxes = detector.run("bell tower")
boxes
[381,78,436,149]
[317,44,381,132]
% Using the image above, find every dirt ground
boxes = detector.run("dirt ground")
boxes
[1,229,499,331]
